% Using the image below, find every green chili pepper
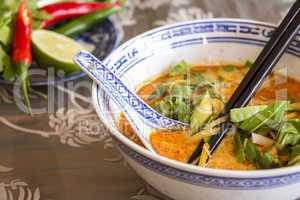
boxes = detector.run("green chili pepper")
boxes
[53,7,120,37]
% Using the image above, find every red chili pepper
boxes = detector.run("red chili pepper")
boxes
[12,0,32,113]
[40,2,119,28]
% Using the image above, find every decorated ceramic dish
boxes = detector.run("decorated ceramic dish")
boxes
[92,19,300,200]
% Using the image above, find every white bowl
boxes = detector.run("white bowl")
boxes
[92,19,300,200]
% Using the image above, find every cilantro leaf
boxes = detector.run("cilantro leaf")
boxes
[260,152,274,169]
[169,61,189,76]
[173,97,191,123]
[0,24,12,47]
[147,84,167,100]
[0,46,12,74]
[234,132,246,162]
[223,65,236,72]
[169,84,192,97]
[154,99,173,118]
[244,139,260,164]
[245,60,253,68]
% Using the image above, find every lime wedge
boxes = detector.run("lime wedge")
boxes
[32,30,84,74]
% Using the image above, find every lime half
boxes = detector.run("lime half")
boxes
[32,30,84,74]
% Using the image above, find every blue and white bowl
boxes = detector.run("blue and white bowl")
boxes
[92,19,300,200]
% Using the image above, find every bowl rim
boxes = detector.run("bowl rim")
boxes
[92,18,300,178]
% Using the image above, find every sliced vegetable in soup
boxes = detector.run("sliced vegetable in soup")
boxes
[118,60,300,170]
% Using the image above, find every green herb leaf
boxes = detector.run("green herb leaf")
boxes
[147,84,167,100]
[191,73,204,83]
[169,61,189,76]
[0,1,18,13]
[245,60,253,68]
[0,24,12,47]
[154,99,172,118]
[234,132,246,162]
[173,98,191,123]
[244,139,260,164]
[239,137,278,168]
[196,81,216,91]
[0,5,14,50]
[260,153,274,169]
[3,64,15,81]
[154,96,191,123]
[223,65,236,72]
[169,84,192,97]
[0,46,12,74]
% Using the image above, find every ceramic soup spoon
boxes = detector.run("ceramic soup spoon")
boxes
[74,50,188,151]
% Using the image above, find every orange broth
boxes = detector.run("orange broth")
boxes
[117,64,300,170]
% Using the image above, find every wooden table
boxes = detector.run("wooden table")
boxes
[0,0,295,199]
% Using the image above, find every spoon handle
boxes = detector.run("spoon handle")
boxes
[74,50,186,129]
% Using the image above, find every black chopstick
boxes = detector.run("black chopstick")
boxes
[223,0,300,114]
[233,16,300,108]
[188,0,300,164]
[208,11,300,159]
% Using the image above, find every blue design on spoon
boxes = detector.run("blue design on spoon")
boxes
[74,50,188,150]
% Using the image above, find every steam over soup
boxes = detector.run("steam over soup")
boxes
[118,61,300,170]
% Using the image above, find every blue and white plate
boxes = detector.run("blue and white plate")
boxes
[0,18,119,86]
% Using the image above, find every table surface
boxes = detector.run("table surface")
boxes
[0,0,295,199]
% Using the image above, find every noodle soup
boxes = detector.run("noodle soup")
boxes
[118,61,300,170]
